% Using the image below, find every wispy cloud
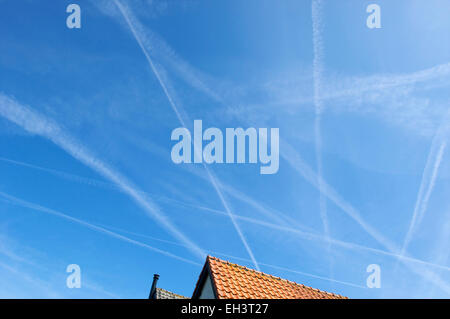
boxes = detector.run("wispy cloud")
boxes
[1,188,365,293]
[0,93,205,259]
[5,154,448,275]
[111,0,260,270]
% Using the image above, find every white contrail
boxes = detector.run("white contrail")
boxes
[0,93,205,259]
[112,0,260,270]
[0,191,201,266]
[0,156,114,190]
[400,140,448,258]
[311,0,332,277]
[417,142,446,226]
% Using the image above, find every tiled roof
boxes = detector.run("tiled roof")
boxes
[206,256,347,299]
[155,288,188,299]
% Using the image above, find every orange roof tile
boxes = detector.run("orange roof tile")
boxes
[206,256,347,299]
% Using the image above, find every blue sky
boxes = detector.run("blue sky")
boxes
[0,0,449,298]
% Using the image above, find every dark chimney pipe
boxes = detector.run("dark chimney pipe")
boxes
[149,274,160,299]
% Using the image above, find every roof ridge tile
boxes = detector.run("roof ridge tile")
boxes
[207,256,347,299]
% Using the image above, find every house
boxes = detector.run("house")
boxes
[148,256,347,299]
[191,256,347,299]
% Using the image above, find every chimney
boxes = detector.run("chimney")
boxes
[149,274,160,299]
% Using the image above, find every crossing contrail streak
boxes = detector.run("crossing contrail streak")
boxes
[113,0,260,270]
[398,109,450,266]
[0,93,205,259]
[0,189,364,290]
[97,223,366,289]
[0,191,201,266]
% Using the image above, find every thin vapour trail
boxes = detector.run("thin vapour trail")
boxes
[0,94,205,259]
[113,0,260,270]
[167,196,450,273]
[101,6,449,282]
[0,191,201,266]
[311,0,332,279]
[400,142,447,257]
[280,140,398,252]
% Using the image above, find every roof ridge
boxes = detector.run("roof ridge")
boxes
[208,256,347,299]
